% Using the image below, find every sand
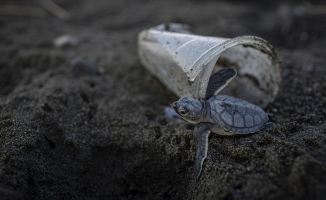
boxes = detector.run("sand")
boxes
[0,0,325,199]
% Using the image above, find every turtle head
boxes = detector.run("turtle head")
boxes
[171,97,203,123]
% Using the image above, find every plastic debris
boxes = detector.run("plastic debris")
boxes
[138,23,281,108]
[54,35,78,48]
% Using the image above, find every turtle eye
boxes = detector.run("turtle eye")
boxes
[179,108,189,115]
[179,110,187,115]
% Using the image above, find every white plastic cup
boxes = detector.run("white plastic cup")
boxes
[138,23,281,107]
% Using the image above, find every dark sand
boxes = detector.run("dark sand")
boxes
[0,0,326,199]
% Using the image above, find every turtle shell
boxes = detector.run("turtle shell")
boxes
[207,95,269,133]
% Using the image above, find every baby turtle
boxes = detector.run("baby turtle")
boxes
[171,68,274,178]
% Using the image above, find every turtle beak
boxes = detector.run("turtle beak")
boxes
[170,102,178,111]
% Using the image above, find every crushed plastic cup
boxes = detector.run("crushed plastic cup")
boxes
[138,23,281,108]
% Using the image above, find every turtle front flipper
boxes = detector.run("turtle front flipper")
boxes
[206,68,237,99]
[193,123,211,178]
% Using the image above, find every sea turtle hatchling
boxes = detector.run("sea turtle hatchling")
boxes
[171,68,274,178]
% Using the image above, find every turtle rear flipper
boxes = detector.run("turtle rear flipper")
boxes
[206,68,237,99]
[260,122,274,132]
